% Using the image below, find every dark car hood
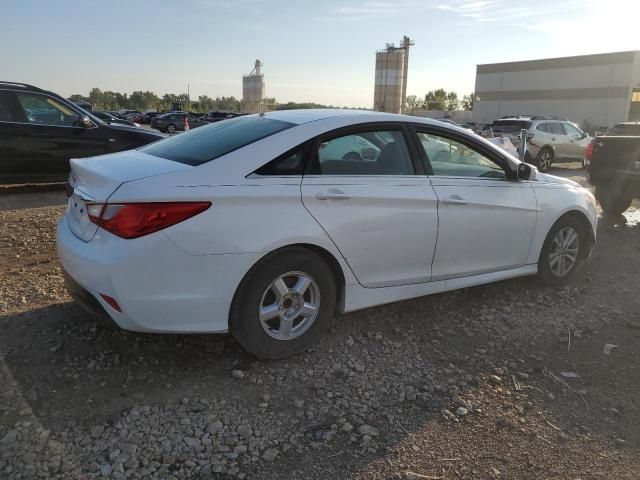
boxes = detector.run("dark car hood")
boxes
[106,123,167,139]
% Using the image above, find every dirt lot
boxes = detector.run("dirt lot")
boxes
[1,165,639,479]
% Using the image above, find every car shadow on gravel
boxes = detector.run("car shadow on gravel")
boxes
[0,302,259,429]
[1,212,640,478]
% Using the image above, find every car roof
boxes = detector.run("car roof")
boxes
[256,109,455,127]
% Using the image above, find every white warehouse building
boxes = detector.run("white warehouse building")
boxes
[472,51,640,128]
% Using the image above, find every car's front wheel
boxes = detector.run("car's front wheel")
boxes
[166,124,177,134]
[230,247,337,359]
[537,217,585,285]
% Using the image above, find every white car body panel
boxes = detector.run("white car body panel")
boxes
[56,110,597,334]
[301,175,438,287]
[429,176,538,279]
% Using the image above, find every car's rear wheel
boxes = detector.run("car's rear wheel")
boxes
[537,217,585,285]
[166,124,176,134]
[595,186,632,216]
[536,147,554,172]
[230,247,337,359]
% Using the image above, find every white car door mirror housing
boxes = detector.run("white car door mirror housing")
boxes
[517,162,537,181]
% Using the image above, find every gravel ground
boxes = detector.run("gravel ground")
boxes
[1,165,639,479]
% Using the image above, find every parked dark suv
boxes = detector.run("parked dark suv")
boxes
[0,82,166,182]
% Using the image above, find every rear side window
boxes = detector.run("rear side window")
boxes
[548,123,564,135]
[254,145,307,176]
[536,123,549,133]
[491,120,532,134]
[141,117,294,166]
[608,124,640,135]
[0,92,15,121]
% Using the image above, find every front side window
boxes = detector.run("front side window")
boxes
[16,93,80,127]
[563,122,582,137]
[141,116,294,166]
[417,132,505,179]
[311,130,414,175]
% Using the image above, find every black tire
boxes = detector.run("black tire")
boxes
[595,186,632,216]
[537,216,585,286]
[230,247,337,359]
[536,147,554,172]
[166,124,177,134]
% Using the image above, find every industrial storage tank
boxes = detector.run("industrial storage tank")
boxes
[374,49,405,114]
[242,60,265,114]
[373,37,413,114]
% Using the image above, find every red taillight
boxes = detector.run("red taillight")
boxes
[88,202,211,239]
[584,140,596,162]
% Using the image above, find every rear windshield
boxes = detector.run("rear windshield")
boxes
[140,116,294,166]
[607,124,640,136]
[491,120,532,133]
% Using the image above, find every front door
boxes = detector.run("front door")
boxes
[14,92,108,176]
[562,122,589,159]
[301,126,439,288]
[413,128,538,280]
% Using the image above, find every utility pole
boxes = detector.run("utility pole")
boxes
[187,83,190,112]
[400,36,414,114]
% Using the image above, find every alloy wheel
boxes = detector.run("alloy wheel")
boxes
[539,151,552,171]
[258,271,320,340]
[549,227,579,277]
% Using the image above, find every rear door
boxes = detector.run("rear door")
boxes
[412,126,538,280]
[301,124,439,288]
[14,92,109,175]
[0,91,31,178]
[547,122,568,158]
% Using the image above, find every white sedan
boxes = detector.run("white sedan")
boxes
[57,110,597,358]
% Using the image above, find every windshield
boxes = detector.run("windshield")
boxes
[140,116,294,166]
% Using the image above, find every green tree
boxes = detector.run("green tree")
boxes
[461,93,474,111]
[424,89,448,110]
[446,91,459,111]
[405,95,422,113]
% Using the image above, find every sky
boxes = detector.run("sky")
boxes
[1,0,638,108]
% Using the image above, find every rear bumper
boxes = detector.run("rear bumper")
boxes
[57,216,258,333]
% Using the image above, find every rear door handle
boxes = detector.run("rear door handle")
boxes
[315,189,352,201]
[442,195,467,206]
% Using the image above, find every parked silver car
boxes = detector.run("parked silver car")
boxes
[487,116,591,171]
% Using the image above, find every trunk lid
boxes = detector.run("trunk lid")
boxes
[65,150,190,241]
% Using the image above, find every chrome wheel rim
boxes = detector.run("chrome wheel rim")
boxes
[549,227,579,277]
[168,125,175,133]
[259,271,320,341]
[539,152,552,171]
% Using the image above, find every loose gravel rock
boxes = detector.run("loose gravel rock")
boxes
[2,176,640,479]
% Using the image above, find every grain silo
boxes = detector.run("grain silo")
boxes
[242,60,265,114]
[374,36,414,114]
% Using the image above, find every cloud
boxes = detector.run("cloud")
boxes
[320,0,431,21]
[436,0,546,22]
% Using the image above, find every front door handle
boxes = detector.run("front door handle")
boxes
[315,189,352,201]
[442,195,467,206]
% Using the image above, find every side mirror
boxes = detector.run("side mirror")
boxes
[76,115,93,128]
[517,162,537,181]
